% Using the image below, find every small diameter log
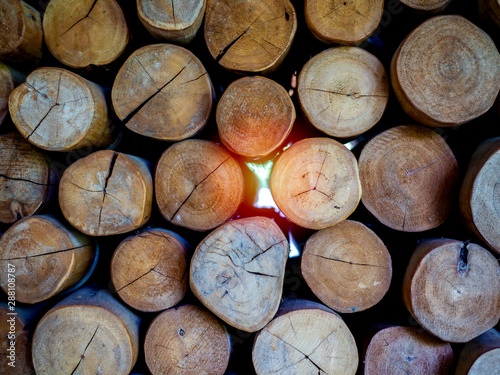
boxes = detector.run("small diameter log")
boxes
[59,150,153,236]
[9,67,114,152]
[137,0,206,44]
[270,137,361,230]
[252,299,358,375]
[0,133,53,224]
[0,0,42,63]
[359,125,459,232]
[459,137,500,255]
[155,140,243,231]
[32,286,140,375]
[456,329,500,375]
[305,0,383,45]
[216,76,295,158]
[399,0,452,12]
[0,215,95,304]
[190,217,288,332]
[298,46,389,138]
[391,15,500,127]
[479,0,500,30]
[0,62,23,126]
[301,220,392,313]
[364,326,454,375]
[111,228,188,312]
[42,0,129,69]
[144,305,230,375]
[204,0,297,74]
[112,44,213,140]
[402,239,500,343]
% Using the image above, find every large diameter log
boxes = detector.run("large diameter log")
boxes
[402,239,500,343]
[456,329,500,375]
[137,0,206,44]
[59,150,153,236]
[0,62,23,126]
[364,326,454,375]
[0,0,42,63]
[399,0,452,12]
[459,138,500,255]
[112,44,213,140]
[0,215,95,304]
[391,15,500,127]
[302,220,392,313]
[0,133,53,224]
[252,299,358,375]
[359,125,459,232]
[32,286,140,375]
[42,0,129,69]
[190,217,288,332]
[155,139,243,231]
[216,76,295,158]
[298,46,389,138]
[204,0,297,74]
[270,137,361,230]
[305,0,383,45]
[9,67,114,152]
[111,228,188,312]
[144,304,230,375]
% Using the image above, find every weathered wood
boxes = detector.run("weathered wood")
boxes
[301,220,392,313]
[32,286,140,375]
[204,0,297,74]
[144,304,230,375]
[402,239,500,343]
[9,67,114,151]
[0,62,24,126]
[42,0,129,69]
[399,0,452,12]
[456,329,500,375]
[112,44,213,140]
[364,326,454,375]
[459,137,500,255]
[59,150,153,236]
[111,228,188,312]
[305,0,383,45]
[270,137,361,230]
[0,215,95,304]
[155,139,243,231]
[137,0,206,43]
[359,125,459,232]
[479,0,500,30]
[252,298,358,375]
[216,76,295,157]
[190,217,288,332]
[298,46,389,138]
[391,15,500,127]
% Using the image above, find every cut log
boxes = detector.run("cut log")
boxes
[0,0,42,63]
[305,0,383,45]
[216,76,295,157]
[298,46,389,138]
[270,137,361,230]
[9,67,115,152]
[402,239,500,343]
[391,15,500,127]
[42,0,129,69]
[0,62,24,126]
[459,137,500,255]
[456,329,500,375]
[111,228,188,312]
[144,304,230,375]
[359,125,459,232]
[364,326,454,375]
[0,133,53,224]
[204,0,297,74]
[112,44,213,140]
[399,0,452,12]
[32,286,140,375]
[301,220,392,313]
[190,217,288,332]
[155,139,243,231]
[137,0,206,44]
[479,0,500,30]
[0,215,95,304]
[59,150,153,236]
[252,298,358,375]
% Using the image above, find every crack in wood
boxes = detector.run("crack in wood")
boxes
[0,174,50,186]
[0,244,91,261]
[69,325,100,375]
[310,253,386,268]
[97,152,118,231]
[62,0,99,36]
[216,14,262,62]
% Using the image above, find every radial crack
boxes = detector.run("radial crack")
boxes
[0,244,91,261]
[69,325,100,375]
[62,0,99,36]
[97,152,119,230]
[216,14,261,62]
[310,253,386,268]
[0,174,49,186]
[406,151,451,176]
